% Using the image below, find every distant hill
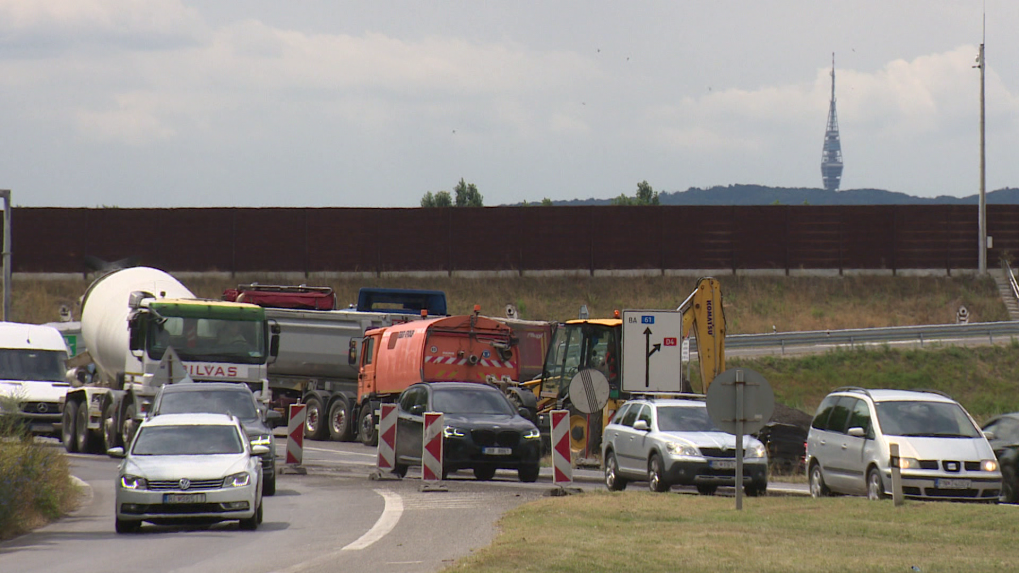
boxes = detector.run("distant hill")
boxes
[527,186,1019,206]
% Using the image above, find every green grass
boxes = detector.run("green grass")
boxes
[444,492,1016,573]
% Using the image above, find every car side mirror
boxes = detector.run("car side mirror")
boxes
[633,420,649,432]
[107,447,126,459]
[847,427,866,438]
[251,445,270,456]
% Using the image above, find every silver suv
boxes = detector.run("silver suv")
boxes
[601,397,768,495]
[806,387,1001,502]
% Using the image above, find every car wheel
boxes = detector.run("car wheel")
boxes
[867,467,887,500]
[1002,466,1017,504]
[327,396,355,442]
[392,464,409,478]
[263,471,276,496]
[359,403,379,447]
[103,401,120,451]
[809,463,830,498]
[604,451,628,491]
[696,485,717,495]
[115,518,141,534]
[303,397,328,441]
[239,502,262,531]
[62,400,79,453]
[648,454,670,493]
[745,481,767,497]
[518,464,540,483]
[75,402,95,453]
[474,466,497,481]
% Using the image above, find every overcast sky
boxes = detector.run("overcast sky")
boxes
[2,1,1016,208]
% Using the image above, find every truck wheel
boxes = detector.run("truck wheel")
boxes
[62,400,79,453]
[303,397,328,441]
[103,401,120,450]
[75,402,95,453]
[121,403,138,448]
[327,396,355,442]
[359,403,379,447]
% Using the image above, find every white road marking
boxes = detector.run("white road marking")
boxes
[342,489,403,551]
[270,489,403,573]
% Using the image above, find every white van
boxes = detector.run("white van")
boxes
[0,322,72,436]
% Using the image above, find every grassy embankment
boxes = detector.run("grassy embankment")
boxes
[0,401,81,541]
[445,492,1017,573]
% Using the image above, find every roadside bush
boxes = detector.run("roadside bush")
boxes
[0,396,80,541]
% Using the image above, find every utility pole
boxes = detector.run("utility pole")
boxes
[0,190,10,321]
[975,19,987,274]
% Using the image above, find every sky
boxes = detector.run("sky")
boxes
[1,1,1017,208]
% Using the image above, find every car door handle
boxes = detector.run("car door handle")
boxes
[841,443,848,450]
[819,439,826,446]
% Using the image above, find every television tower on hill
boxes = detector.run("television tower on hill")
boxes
[821,53,844,191]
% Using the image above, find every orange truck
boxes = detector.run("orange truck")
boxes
[355,310,536,445]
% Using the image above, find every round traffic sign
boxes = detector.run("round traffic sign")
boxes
[705,368,774,435]
[567,369,610,414]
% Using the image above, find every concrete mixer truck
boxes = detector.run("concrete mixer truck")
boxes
[61,267,278,454]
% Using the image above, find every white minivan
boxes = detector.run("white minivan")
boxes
[0,322,71,436]
[806,387,1001,502]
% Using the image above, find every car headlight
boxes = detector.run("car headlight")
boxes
[665,441,698,456]
[982,459,999,472]
[443,426,466,438]
[523,428,541,439]
[250,434,272,447]
[120,475,147,490]
[897,457,921,470]
[225,472,251,488]
[746,443,767,459]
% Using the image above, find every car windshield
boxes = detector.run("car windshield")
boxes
[432,387,514,415]
[147,317,265,365]
[0,349,66,382]
[656,405,720,432]
[132,424,245,455]
[156,389,258,420]
[875,400,981,438]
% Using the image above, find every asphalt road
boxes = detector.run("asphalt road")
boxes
[0,437,807,573]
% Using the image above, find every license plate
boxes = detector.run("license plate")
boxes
[935,479,972,489]
[483,447,512,456]
[711,460,736,470]
[163,493,206,504]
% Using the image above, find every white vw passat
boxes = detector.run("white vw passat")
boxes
[110,413,267,533]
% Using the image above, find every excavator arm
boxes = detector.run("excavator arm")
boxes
[678,277,726,393]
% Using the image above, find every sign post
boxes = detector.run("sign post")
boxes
[706,368,774,510]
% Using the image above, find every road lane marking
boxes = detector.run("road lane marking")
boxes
[342,489,403,551]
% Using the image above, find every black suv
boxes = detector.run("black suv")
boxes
[393,382,542,482]
[150,382,281,495]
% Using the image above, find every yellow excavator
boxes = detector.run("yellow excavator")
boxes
[526,276,726,458]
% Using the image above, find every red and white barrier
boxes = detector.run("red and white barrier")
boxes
[286,403,307,466]
[422,412,444,482]
[376,403,397,472]
[551,409,573,486]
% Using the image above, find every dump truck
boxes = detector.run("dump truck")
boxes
[355,310,532,445]
[222,284,449,442]
[62,267,278,454]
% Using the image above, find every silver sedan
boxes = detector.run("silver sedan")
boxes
[109,412,266,533]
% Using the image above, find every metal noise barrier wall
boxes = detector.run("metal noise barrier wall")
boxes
[12,205,1019,275]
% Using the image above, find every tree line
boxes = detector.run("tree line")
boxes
[421,179,659,207]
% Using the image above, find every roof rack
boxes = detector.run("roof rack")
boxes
[832,386,873,399]
[909,388,954,399]
[628,392,706,401]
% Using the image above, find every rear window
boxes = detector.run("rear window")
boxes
[132,424,245,455]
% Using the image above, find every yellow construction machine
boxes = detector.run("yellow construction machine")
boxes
[527,276,726,458]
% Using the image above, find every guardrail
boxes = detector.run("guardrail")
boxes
[1006,259,1019,304]
[689,321,1019,356]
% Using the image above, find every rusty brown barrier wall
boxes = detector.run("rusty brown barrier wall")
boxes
[14,205,1019,274]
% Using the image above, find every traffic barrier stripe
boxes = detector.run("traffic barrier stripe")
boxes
[286,403,307,465]
[422,412,444,482]
[377,403,397,470]
[550,410,573,486]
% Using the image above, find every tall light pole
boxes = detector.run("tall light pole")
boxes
[0,190,10,321]
[975,26,987,274]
